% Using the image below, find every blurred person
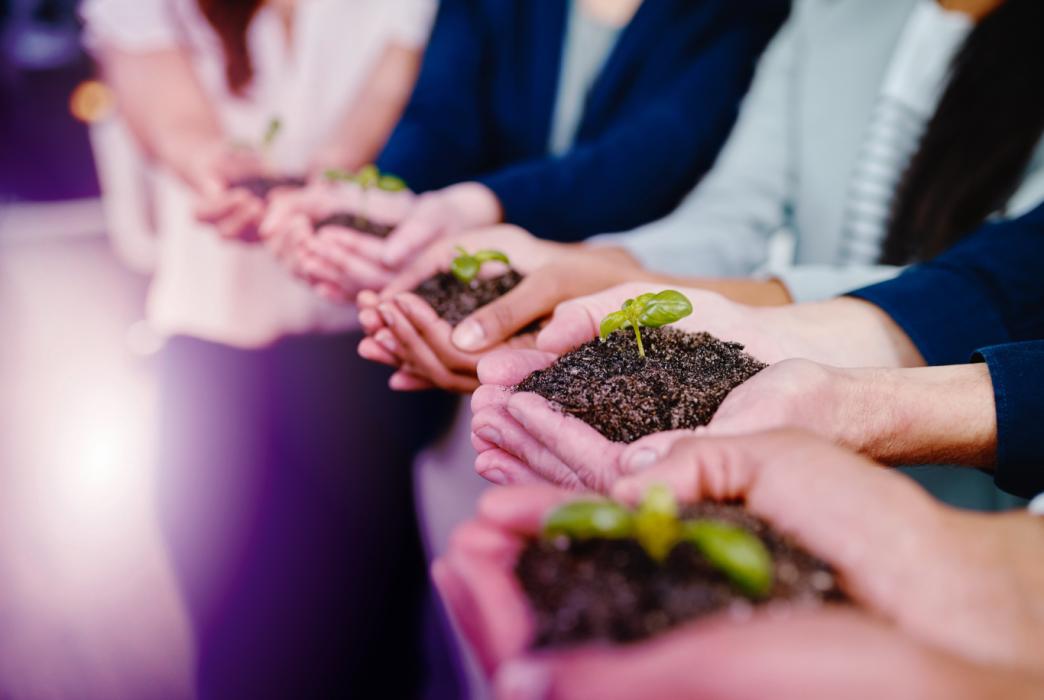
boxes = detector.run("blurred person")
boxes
[362,0,1044,392]
[81,0,448,696]
[432,430,1044,699]
[264,0,790,302]
[469,200,1044,497]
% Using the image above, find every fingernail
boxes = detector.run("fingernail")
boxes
[375,329,398,353]
[452,320,486,351]
[496,659,551,700]
[474,426,502,445]
[378,304,396,327]
[626,448,658,471]
[481,468,507,485]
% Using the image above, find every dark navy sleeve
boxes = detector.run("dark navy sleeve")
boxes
[972,341,1044,499]
[477,2,788,241]
[848,202,1044,366]
[376,0,492,192]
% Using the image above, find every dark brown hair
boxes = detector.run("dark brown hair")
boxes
[881,0,1044,264]
[196,0,265,96]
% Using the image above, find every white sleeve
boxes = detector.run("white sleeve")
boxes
[382,0,437,49]
[589,8,798,278]
[772,264,905,302]
[80,0,182,53]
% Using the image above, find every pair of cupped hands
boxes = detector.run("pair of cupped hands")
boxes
[436,430,1044,699]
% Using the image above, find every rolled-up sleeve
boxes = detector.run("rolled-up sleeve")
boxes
[972,342,1044,499]
[81,0,181,52]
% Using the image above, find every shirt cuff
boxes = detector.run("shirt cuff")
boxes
[848,267,1011,366]
[972,342,1044,500]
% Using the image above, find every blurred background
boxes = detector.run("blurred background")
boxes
[0,1,194,697]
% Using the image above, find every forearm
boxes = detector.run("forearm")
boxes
[101,47,225,190]
[842,364,997,467]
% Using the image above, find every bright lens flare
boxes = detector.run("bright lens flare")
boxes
[69,80,114,123]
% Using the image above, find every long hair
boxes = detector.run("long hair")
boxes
[196,0,265,96]
[881,0,1044,264]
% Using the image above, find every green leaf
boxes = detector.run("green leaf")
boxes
[378,174,407,192]
[634,484,681,562]
[451,254,479,284]
[682,520,774,599]
[543,500,635,540]
[473,249,511,266]
[637,289,693,328]
[599,309,631,341]
[355,164,379,189]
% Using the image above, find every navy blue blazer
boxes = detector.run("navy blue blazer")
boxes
[377,0,789,241]
[851,201,1044,498]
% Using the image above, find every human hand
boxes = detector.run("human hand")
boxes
[191,143,271,242]
[379,181,503,269]
[357,225,623,392]
[259,179,414,301]
[435,461,1044,699]
[614,430,1044,673]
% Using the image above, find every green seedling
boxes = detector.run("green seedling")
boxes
[682,520,773,598]
[633,483,681,562]
[540,485,775,600]
[599,290,693,358]
[450,247,511,285]
[262,116,282,150]
[543,500,635,540]
[323,164,408,230]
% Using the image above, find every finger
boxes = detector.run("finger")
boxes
[471,406,584,490]
[476,349,558,386]
[475,449,548,486]
[475,484,575,534]
[379,239,454,300]
[452,271,561,353]
[389,369,435,391]
[505,392,625,493]
[314,281,354,304]
[317,226,386,264]
[384,301,475,391]
[214,197,264,240]
[471,384,513,414]
[322,241,395,291]
[358,307,385,336]
[358,337,401,367]
[357,289,381,310]
[535,297,602,355]
[383,216,443,268]
[194,188,243,222]
[618,429,703,474]
[396,293,478,374]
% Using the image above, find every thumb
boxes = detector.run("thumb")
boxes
[452,272,559,352]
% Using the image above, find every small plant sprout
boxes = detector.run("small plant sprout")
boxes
[450,247,511,285]
[541,485,775,601]
[262,116,282,151]
[323,164,407,229]
[599,290,693,358]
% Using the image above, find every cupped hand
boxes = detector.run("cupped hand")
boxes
[192,144,270,242]
[435,466,1044,699]
[468,349,632,491]
[614,429,1044,673]
[356,225,576,392]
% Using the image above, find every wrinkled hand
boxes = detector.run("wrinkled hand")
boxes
[435,432,1044,699]
[469,349,630,491]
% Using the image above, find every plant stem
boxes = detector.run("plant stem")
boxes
[633,325,645,358]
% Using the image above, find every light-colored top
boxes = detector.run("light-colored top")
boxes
[82,0,435,347]
[548,0,625,156]
[837,2,971,263]
[599,0,1044,302]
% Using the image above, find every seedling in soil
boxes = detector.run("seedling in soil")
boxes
[450,247,511,285]
[542,485,773,599]
[323,164,407,232]
[599,290,693,358]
